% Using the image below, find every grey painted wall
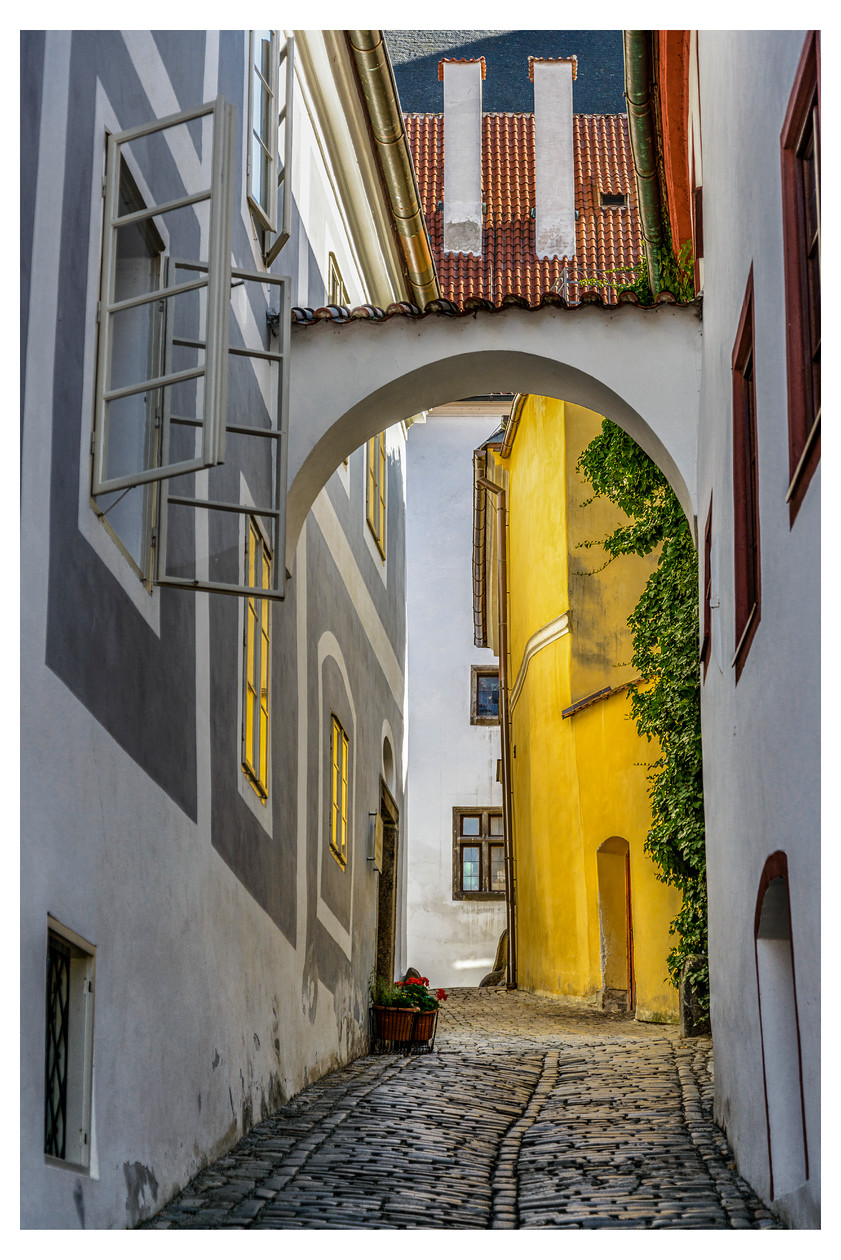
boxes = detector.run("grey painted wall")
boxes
[21,29,406,1229]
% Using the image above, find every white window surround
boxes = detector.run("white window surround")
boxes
[316,631,356,960]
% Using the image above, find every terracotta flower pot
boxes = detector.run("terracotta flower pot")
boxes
[373,1005,418,1043]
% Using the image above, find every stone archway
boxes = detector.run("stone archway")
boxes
[286,301,702,570]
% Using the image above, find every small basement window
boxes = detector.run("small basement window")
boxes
[600,192,627,208]
[44,919,96,1172]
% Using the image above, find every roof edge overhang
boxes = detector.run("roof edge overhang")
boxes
[347,30,441,308]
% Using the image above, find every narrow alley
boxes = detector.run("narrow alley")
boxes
[144,990,780,1230]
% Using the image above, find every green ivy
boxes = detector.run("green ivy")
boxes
[628,231,696,304]
[576,419,708,1010]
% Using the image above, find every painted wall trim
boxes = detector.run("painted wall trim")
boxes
[310,490,405,707]
[509,611,570,711]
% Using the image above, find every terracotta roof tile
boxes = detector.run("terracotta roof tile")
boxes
[404,111,643,309]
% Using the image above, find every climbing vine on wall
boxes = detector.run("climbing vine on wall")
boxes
[576,419,708,1010]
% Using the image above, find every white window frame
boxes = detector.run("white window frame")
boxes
[92,97,235,499]
[264,35,295,266]
[154,264,291,601]
[247,31,279,233]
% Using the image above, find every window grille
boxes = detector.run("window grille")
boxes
[44,934,71,1160]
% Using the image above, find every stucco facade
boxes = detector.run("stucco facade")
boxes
[21,30,409,1228]
[483,397,681,1021]
[405,406,506,988]
[688,31,820,1229]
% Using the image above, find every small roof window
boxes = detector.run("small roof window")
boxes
[601,191,627,208]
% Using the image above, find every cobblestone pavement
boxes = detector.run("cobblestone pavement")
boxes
[144,988,782,1230]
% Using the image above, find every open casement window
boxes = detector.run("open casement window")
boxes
[154,263,291,600]
[782,31,821,522]
[330,716,350,868]
[242,518,272,799]
[732,270,761,679]
[700,495,713,678]
[92,98,235,505]
[328,252,349,306]
[255,33,294,268]
[366,432,387,558]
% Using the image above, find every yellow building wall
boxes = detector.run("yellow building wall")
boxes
[498,396,681,1021]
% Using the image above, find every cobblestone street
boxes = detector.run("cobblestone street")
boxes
[144,989,781,1230]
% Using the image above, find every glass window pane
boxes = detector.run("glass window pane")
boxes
[461,815,480,836]
[490,845,505,890]
[489,814,503,836]
[462,847,480,892]
[476,672,499,717]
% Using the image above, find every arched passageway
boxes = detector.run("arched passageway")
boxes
[286,301,702,570]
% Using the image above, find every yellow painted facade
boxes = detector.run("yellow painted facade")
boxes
[495,396,681,1022]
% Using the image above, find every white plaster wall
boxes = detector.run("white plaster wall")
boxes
[694,30,820,1230]
[405,411,506,988]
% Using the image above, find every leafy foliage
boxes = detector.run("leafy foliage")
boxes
[628,232,696,304]
[577,420,708,1009]
[369,973,448,1011]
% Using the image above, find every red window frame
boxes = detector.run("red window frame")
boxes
[700,495,712,679]
[732,268,761,681]
[781,31,820,524]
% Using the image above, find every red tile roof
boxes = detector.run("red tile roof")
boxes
[405,111,643,309]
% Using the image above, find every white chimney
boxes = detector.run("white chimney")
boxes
[441,58,484,255]
[532,57,577,260]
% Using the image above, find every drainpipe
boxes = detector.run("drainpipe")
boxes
[500,393,527,460]
[347,31,441,307]
[477,474,517,990]
[623,30,665,296]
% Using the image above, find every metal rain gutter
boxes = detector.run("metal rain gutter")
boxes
[500,393,528,459]
[347,30,441,308]
[623,30,665,296]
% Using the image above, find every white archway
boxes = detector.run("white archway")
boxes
[286,301,702,570]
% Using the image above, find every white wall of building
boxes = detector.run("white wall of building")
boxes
[694,30,820,1230]
[405,407,507,988]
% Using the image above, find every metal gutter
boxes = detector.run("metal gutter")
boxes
[347,31,441,308]
[623,30,665,295]
[477,473,517,991]
[500,393,528,459]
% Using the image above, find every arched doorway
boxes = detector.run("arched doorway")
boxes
[597,836,635,1014]
[755,852,808,1199]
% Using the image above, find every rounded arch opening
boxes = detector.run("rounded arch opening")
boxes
[754,852,808,1200]
[287,306,700,570]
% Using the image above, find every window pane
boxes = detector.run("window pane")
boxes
[462,846,480,892]
[476,672,499,717]
[461,815,480,836]
[490,845,505,890]
[489,813,503,836]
